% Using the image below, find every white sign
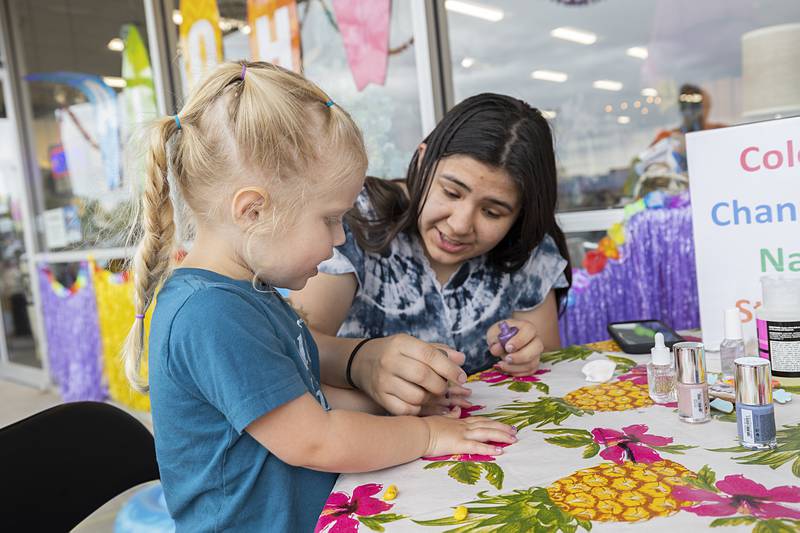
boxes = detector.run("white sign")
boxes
[43,208,68,249]
[687,116,800,352]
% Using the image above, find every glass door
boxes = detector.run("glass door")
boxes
[0,66,48,386]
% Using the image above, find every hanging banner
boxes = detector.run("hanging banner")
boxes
[121,24,158,190]
[331,0,390,91]
[121,24,158,136]
[92,262,152,412]
[38,263,106,402]
[180,0,223,90]
[248,0,302,72]
[686,116,800,352]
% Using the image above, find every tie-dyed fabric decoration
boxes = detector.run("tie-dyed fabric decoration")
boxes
[92,262,151,411]
[38,262,106,401]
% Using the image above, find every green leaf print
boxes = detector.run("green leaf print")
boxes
[413,487,592,532]
[708,423,800,477]
[358,513,407,532]
[487,398,593,431]
[481,462,505,490]
[448,462,483,485]
[541,345,595,365]
[606,355,638,374]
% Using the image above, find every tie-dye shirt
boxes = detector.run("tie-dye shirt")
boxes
[318,192,570,375]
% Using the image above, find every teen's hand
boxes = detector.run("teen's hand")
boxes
[422,409,517,458]
[352,334,472,416]
[486,318,544,376]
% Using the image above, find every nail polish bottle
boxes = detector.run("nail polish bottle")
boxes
[734,357,777,450]
[674,342,710,423]
[498,321,518,351]
[647,332,677,403]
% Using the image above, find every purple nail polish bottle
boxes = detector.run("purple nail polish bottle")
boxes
[498,321,519,350]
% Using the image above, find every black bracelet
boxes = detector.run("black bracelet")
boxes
[346,338,376,390]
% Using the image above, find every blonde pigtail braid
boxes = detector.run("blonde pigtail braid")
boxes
[123,116,179,393]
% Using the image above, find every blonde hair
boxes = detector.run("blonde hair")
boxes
[123,61,367,392]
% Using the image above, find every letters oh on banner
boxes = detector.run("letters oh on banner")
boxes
[248,0,302,72]
[180,0,223,90]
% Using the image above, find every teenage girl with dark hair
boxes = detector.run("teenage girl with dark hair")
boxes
[291,93,572,416]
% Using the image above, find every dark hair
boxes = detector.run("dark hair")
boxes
[347,93,572,309]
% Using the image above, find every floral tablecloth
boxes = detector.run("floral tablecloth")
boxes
[316,341,800,532]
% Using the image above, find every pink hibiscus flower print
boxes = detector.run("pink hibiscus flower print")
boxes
[480,368,550,384]
[315,483,392,532]
[472,368,550,394]
[617,364,648,385]
[459,404,485,418]
[423,441,512,462]
[591,424,673,464]
[672,474,800,520]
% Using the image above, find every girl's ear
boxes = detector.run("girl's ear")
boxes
[416,142,427,170]
[231,187,269,226]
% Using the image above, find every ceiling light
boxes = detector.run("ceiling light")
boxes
[646,96,654,104]
[550,26,597,45]
[641,87,658,97]
[593,79,623,91]
[531,70,568,83]
[620,102,628,110]
[604,104,613,112]
[240,24,251,35]
[654,96,662,104]
[172,10,183,25]
[634,100,641,108]
[445,1,504,22]
[617,116,630,124]
[103,76,127,88]
[626,46,648,59]
[107,38,124,52]
[461,57,475,68]
[641,107,649,115]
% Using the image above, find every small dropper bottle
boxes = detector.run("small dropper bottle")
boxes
[720,308,745,379]
[647,332,677,403]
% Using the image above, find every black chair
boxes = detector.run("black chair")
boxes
[0,401,160,532]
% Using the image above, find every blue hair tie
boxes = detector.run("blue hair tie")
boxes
[324,100,334,108]
[174,115,181,130]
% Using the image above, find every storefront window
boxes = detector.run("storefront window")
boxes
[9,0,155,250]
[445,0,800,212]
[172,0,422,179]
[0,76,39,368]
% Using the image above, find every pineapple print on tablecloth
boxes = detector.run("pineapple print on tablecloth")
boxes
[547,460,697,522]
[564,378,654,412]
[414,461,697,530]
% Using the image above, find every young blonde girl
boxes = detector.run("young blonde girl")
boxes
[123,61,515,532]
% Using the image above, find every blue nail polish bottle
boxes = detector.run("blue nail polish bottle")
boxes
[734,357,777,450]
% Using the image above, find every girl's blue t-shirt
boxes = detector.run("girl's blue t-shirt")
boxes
[148,268,335,532]
[318,191,570,375]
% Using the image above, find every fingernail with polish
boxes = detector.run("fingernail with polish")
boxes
[495,447,504,454]
[511,425,518,433]
[505,356,513,363]
[506,344,515,353]
[458,373,467,383]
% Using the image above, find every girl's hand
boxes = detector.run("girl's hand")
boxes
[486,318,544,376]
[422,409,517,458]
[352,334,473,416]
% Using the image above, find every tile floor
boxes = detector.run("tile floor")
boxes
[0,379,158,532]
